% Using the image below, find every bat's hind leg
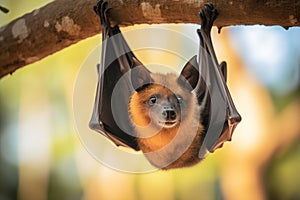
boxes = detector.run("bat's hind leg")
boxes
[94,0,112,27]
[199,5,227,83]
[199,3,219,34]
[197,3,219,60]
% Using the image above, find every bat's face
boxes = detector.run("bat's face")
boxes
[129,65,204,169]
[129,73,194,132]
[135,84,182,130]
[129,57,200,132]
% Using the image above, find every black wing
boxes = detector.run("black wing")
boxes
[194,4,242,158]
[89,0,144,150]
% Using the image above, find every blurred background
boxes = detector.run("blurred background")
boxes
[0,1,299,200]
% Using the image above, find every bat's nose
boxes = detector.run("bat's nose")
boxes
[162,109,177,121]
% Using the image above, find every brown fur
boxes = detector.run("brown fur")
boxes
[129,73,204,169]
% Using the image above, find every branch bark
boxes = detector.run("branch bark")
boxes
[0,0,299,78]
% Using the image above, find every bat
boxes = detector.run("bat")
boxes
[89,0,241,169]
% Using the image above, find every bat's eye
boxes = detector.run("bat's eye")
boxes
[148,95,158,105]
[176,95,183,104]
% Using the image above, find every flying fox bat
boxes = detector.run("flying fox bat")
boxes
[89,0,241,169]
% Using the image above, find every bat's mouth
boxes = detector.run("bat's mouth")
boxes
[159,121,177,128]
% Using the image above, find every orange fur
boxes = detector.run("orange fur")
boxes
[129,73,205,169]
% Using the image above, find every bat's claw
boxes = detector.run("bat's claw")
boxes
[93,0,103,15]
[94,0,112,27]
[199,3,219,33]
[230,114,242,124]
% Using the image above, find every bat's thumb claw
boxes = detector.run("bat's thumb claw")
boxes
[230,115,242,124]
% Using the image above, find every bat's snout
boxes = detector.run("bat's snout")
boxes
[162,108,177,121]
[158,107,178,128]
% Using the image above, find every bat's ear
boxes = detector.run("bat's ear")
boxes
[178,56,199,90]
[131,58,152,91]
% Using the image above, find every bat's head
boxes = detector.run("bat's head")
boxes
[129,56,199,132]
[129,57,204,169]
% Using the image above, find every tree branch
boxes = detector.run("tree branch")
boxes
[0,0,299,78]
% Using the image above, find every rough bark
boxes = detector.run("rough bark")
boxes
[0,0,299,78]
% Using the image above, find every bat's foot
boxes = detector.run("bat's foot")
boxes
[94,0,112,27]
[199,3,219,33]
[93,0,102,15]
